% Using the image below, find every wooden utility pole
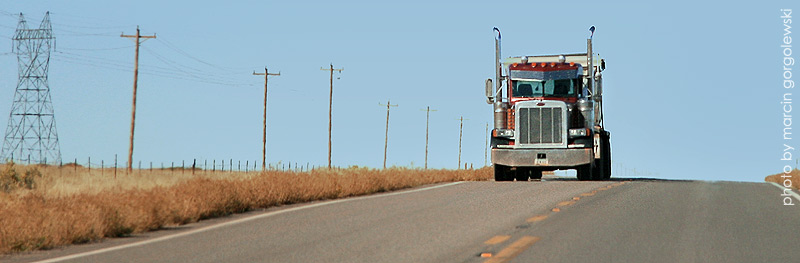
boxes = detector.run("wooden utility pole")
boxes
[379,100,398,169]
[456,116,469,169]
[253,67,280,171]
[420,106,437,169]
[121,26,155,172]
[320,64,343,169]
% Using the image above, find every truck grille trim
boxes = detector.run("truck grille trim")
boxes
[518,107,563,145]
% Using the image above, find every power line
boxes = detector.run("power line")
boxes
[45,11,136,30]
[52,50,254,87]
[3,13,253,87]
[156,37,244,73]
[140,47,250,86]
[59,45,134,51]
[139,45,252,86]
[52,54,255,87]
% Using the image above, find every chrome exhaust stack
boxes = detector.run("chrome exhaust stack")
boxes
[492,27,507,130]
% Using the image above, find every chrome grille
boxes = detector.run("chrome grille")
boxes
[518,107,563,144]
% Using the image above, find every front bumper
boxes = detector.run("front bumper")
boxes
[491,147,592,168]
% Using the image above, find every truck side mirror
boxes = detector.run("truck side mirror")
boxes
[600,59,606,72]
[485,78,494,104]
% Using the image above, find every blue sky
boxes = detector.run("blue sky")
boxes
[0,1,794,182]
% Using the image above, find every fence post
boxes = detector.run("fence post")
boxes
[213,160,216,172]
[192,159,197,175]
[150,162,153,171]
[101,160,104,176]
[74,158,77,172]
[114,154,118,179]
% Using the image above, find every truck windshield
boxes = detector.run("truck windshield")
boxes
[512,79,577,98]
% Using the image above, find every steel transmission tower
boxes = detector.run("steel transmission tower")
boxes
[1,12,61,164]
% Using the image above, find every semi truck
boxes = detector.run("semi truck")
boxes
[485,26,611,181]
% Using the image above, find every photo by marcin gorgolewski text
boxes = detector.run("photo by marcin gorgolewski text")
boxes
[781,8,795,206]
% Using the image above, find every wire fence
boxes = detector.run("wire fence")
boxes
[3,155,329,175]
[2,151,484,177]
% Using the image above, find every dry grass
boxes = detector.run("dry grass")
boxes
[765,169,800,189]
[0,163,491,254]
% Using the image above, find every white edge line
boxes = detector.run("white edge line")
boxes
[768,182,800,203]
[33,181,465,263]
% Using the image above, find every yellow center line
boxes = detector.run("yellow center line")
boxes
[484,235,511,245]
[526,215,548,222]
[557,200,576,207]
[483,236,540,263]
[580,192,595,197]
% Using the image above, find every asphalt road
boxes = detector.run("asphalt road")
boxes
[5,177,800,263]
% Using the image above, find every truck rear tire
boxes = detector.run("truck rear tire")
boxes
[494,165,513,181]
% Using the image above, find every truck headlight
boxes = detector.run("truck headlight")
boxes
[493,129,514,137]
[568,128,589,138]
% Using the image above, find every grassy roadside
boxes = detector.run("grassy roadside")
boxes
[0,163,491,254]
[765,169,800,189]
